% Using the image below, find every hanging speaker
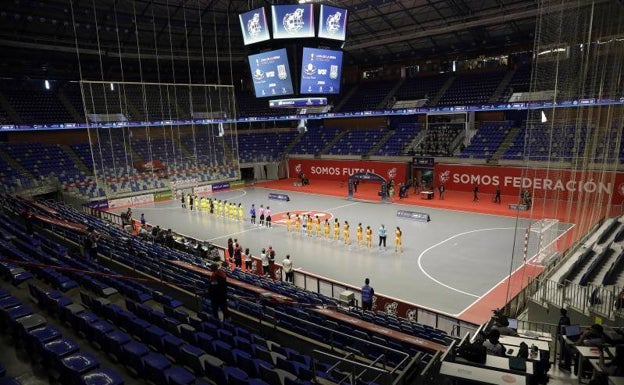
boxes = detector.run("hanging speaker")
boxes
[297,119,307,134]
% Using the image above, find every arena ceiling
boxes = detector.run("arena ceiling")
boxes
[0,0,607,77]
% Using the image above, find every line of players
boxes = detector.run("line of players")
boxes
[180,193,245,222]
[282,212,403,253]
[180,193,402,252]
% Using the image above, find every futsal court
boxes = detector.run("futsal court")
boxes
[112,178,577,325]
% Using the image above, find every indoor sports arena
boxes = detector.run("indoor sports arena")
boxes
[0,1,623,385]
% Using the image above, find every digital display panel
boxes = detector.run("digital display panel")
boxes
[271,4,315,39]
[318,5,347,41]
[239,7,271,45]
[300,47,343,94]
[248,48,294,98]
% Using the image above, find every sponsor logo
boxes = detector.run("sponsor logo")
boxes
[384,302,398,317]
[619,183,624,197]
[268,193,290,202]
[247,13,262,37]
[439,170,450,184]
[441,169,613,195]
[283,8,305,34]
[326,11,342,35]
[396,210,430,222]
[211,182,230,192]
[295,163,302,174]
[387,167,397,180]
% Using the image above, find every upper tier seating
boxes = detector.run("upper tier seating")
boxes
[437,70,506,106]
[0,80,74,124]
[325,128,387,156]
[459,121,514,159]
[499,65,532,102]
[289,126,341,155]
[0,142,85,185]
[339,80,398,112]
[413,125,463,156]
[235,130,298,163]
[502,124,587,162]
[374,122,422,156]
[394,73,450,103]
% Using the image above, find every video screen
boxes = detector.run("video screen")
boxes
[271,4,315,39]
[300,47,343,94]
[318,5,348,41]
[239,7,271,45]
[248,48,294,98]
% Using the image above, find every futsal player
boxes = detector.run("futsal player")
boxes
[365,226,372,248]
[314,215,321,237]
[395,226,403,253]
[343,221,350,245]
[324,219,331,239]
[357,223,363,246]
[333,219,340,241]
[285,212,292,232]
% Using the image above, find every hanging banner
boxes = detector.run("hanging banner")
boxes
[434,164,624,201]
[288,158,408,183]
[133,160,166,172]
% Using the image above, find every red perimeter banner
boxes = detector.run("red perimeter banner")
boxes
[288,159,408,183]
[434,164,624,202]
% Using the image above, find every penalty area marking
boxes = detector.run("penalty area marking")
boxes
[417,227,521,299]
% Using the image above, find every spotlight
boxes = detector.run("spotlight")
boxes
[110,83,115,91]
[44,80,50,90]
[541,111,548,123]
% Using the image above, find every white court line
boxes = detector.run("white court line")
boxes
[207,226,263,242]
[454,224,576,317]
[418,227,520,299]
[324,202,360,211]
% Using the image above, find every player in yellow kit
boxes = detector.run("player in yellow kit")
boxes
[238,203,244,221]
[333,219,340,241]
[306,215,313,237]
[356,223,363,246]
[324,219,331,239]
[285,212,292,232]
[343,221,350,245]
[395,226,403,253]
[294,214,302,233]
[314,215,321,237]
[365,226,372,248]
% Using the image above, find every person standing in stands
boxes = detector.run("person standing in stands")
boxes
[482,329,506,357]
[473,184,479,201]
[227,238,234,263]
[282,254,294,283]
[140,213,146,227]
[361,278,374,311]
[233,242,243,269]
[557,308,571,367]
[244,248,252,271]
[378,224,387,250]
[260,248,269,276]
[209,262,229,321]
